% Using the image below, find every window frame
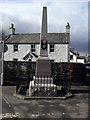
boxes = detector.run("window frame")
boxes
[50,44,54,53]
[13,44,18,52]
[31,44,36,53]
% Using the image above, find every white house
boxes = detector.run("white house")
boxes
[70,48,85,64]
[4,24,86,64]
[4,23,70,63]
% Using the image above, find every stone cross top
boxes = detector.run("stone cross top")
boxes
[40,6,48,57]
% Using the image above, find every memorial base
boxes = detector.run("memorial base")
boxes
[29,76,57,97]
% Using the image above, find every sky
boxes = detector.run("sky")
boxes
[0,0,89,56]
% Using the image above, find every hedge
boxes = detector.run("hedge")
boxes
[3,61,86,86]
[51,62,86,85]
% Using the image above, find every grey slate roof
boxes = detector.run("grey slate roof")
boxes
[77,56,85,59]
[5,33,69,44]
[70,48,79,56]
[23,52,38,60]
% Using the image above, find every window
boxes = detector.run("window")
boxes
[70,55,73,60]
[31,44,35,52]
[50,44,54,52]
[13,58,18,61]
[13,44,18,52]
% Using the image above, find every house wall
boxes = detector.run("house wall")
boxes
[48,44,69,62]
[4,44,30,61]
[4,43,69,62]
[70,52,85,64]
[77,59,84,64]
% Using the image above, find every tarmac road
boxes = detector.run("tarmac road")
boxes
[1,97,17,119]
[2,86,89,119]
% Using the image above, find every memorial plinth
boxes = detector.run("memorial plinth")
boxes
[36,57,51,77]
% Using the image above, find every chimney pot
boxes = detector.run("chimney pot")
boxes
[66,22,70,33]
[9,23,15,35]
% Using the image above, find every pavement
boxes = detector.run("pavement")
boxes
[1,86,90,119]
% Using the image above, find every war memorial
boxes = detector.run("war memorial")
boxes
[14,6,74,98]
[1,5,89,119]
[28,7,57,97]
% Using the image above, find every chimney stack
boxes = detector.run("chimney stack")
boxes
[9,23,15,35]
[66,22,70,33]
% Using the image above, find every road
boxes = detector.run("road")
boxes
[2,97,16,118]
[2,86,89,119]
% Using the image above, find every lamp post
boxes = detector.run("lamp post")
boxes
[0,35,4,85]
[1,34,10,85]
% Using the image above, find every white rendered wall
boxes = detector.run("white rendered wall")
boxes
[4,44,30,61]
[4,44,40,61]
[77,59,84,64]
[4,45,13,61]
[48,44,69,62]
[4,44,69,62]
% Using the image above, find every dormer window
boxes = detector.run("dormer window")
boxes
[13,44,18,52]
[31,44,35,52]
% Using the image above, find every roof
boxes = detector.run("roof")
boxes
[5,33,69,44]
[77,56,85,59]
[70,48,79,56]
[23,52,38,60]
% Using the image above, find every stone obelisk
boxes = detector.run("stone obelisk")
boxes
[36,6,51,77]
[40,6,48,57]
[29,7,56,96]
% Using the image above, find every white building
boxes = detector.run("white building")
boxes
[4,23,70,62]
[70,48,85,64]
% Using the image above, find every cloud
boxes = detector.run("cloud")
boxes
[0,1,88,55]
[70,41,88,55]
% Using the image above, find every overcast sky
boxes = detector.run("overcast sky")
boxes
[0,0,89,56]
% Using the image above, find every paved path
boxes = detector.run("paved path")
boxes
[2,86,89,119]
